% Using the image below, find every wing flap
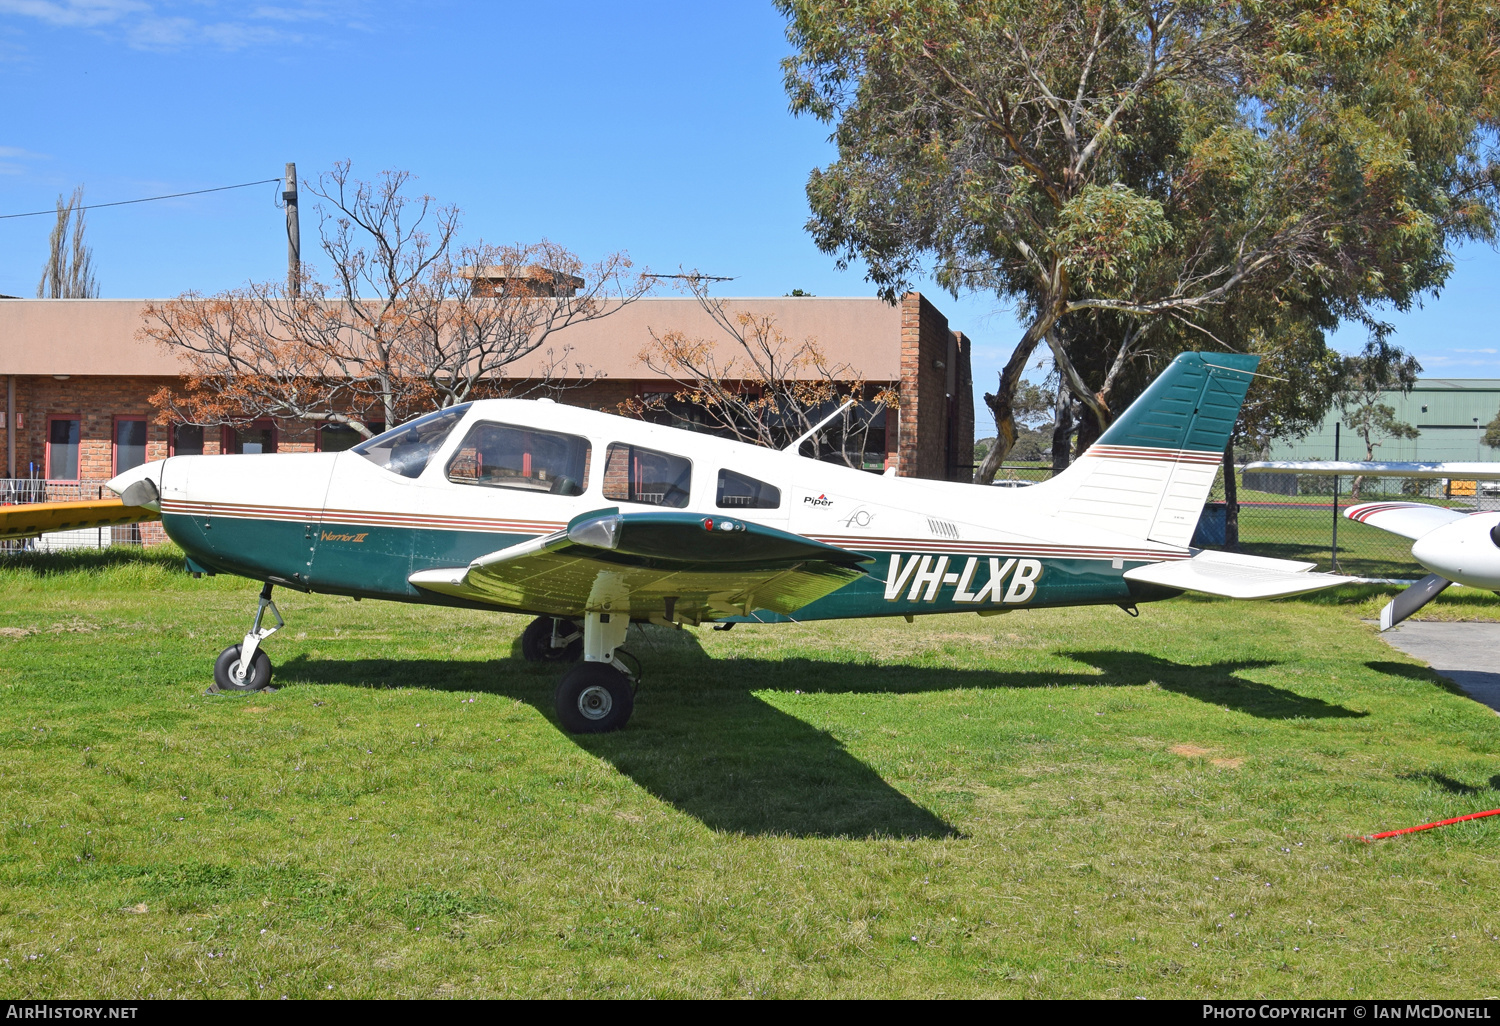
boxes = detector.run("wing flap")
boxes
[0,499,160,540]
[1124,549,1353,599]
[1344,501,1469,541]
[409,509,869,619]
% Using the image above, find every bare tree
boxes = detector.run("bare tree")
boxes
[37,186,99,299]
[141,162,649,437]
[625,273,897,469]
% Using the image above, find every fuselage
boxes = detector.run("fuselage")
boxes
[125,399,1189,621]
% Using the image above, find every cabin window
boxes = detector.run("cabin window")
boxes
[353,405,470,479]
[172,425,204,456]
[447,422,590,496]
[46,418,80,480]
[114,417,147,475]
[603,443,691,507]
[716,468,779,509]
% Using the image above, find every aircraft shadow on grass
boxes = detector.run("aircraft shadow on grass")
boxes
[274,628,1368,840]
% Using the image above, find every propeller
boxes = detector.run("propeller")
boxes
[1378,573,1452,632]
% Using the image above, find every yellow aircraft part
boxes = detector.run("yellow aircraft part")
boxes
[0,498,161,540]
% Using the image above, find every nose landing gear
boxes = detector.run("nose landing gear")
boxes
[520,616,583,663]
[212,582,282,693]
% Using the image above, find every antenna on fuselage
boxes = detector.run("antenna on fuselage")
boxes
[783,400,856,454]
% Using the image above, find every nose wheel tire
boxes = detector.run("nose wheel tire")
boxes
[522,616,583,663]
[213,644,273,693]
[554,662,634,733]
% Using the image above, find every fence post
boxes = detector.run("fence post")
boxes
[1331,423,1340,572]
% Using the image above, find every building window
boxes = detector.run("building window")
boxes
[172,425,204,456]
[46,417,80,480]
[319,422,382,453]
[602,443,691,507]
[225,421,277,454]
[114,417,147,475]
[446,422,590,495]
[717,468,780,509]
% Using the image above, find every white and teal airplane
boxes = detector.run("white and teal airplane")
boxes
[1245,459,1500,630]
[88,352,1351,732]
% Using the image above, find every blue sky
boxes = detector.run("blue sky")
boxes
[2,0,1497,424]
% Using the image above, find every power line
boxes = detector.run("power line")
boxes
[0,178,283,221]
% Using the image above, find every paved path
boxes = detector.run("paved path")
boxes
[1381,622,1500,714]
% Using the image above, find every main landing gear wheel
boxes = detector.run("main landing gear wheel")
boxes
[521,616,583,663]
[213,644,272,693]
[554,662,634,734]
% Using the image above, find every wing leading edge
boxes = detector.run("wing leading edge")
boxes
[0,499,160,540]
[408,508,872,621]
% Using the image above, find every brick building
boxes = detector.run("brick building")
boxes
[0,293,972,490]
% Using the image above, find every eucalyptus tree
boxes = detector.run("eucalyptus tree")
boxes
[779,0,1500,481]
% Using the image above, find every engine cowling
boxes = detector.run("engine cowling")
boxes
[1410,514,1500,590]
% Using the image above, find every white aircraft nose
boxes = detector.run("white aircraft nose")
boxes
[106,460,166,509]
[1411,514,1500,590]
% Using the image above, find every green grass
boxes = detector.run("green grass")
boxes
[2,548,1499,998]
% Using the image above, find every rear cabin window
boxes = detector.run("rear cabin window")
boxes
[716,468,780,509]
[603,443,691,507]
[353,405,470,479]
[447,423,590,496]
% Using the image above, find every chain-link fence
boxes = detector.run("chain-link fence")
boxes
[983,463,1495,580]
[0,479,148,555]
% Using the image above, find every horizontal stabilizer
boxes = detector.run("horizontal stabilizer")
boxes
[1344,501,1469,541]
[1123,549,1353,599]
[1246,460,1500,480]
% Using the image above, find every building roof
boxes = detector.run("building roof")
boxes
[0,297,905,382]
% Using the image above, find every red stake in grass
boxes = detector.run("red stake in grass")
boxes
[1358,808,1500,842]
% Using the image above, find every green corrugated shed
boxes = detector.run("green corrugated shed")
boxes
[1268,378,1500,462]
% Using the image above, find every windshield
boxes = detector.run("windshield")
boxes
[351,405,471,479]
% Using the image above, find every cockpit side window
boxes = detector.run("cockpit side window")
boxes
[602,443,691,507]
[716,469,780,509]
[352,405,471,479]
[446,422,591,496]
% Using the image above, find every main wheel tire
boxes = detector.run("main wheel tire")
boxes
[521,616,583,663]
[554,662,634,734]
[213,644,273,693]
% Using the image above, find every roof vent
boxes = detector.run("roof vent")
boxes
[927,518,959,539]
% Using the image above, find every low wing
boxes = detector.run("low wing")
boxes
[0,499,160,540]
[1123,549,1353,599]
[1245,460,1500,480]
[1344,501,1469,541]
[409,508,871,621]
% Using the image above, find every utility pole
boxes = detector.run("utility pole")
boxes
[283,162,300,297]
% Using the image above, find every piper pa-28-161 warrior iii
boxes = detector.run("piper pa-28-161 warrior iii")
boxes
[1244,459,1500,631]
[4,352,1352,733]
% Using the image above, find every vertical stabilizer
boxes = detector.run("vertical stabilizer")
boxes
[1035,352,1258,546]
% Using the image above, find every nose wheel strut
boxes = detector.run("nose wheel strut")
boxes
[213,582,282,693]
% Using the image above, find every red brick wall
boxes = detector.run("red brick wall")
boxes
[2,363,961,486]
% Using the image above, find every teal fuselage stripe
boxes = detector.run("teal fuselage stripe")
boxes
[163,513,1175,619]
